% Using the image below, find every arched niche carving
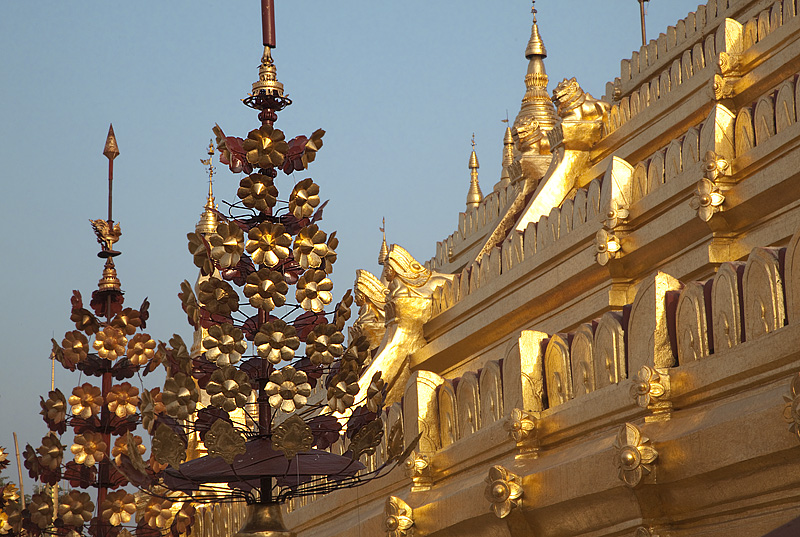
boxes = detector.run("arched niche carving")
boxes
[743,247,786,341]
[586,179,602,221]
[544,334,573,407]
[785,226,800,324]
[628,272,683,372]
[620,97,631,124]
[758,9,771,41]
[712,262,745,352]
[682,49,694,81]
[548,206,561,243]
[536,215,549,252]
[671,59,682,92]
[573,187,588,228]
[683,126,700,165]
[459,266,471,300]
[775,80,795,133]
[647,151,665,193]
[754,95,776,146]
[675,281,711,363]
[632,161,649,202]
[502,231,524,274]
[502,331,546,413]
[771,1,783,30]
[692,42,705,73]
[560,198,574,237]
[438,380,458,447]
[609,105,621,132]
[456,371,480,438]
[704,34,716,69]
[630,89,641,118]
[735,107,755,156]
[660,70,671,98]
[665,139,682,181]
[479,361,504,428]
[570,323,595,396]
[594,311,626,388]
[523,222,536,260]
[743,18,758,50]
[469,260,481,294]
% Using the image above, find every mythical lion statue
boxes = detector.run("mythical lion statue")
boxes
[511,116,544,154]
[351,269,389,352]
[552,77,611,122]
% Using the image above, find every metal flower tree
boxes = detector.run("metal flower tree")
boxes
[147,1,412,535]
[0,127,200,537]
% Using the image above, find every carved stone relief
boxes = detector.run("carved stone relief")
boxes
[403,371,443,454]
[438,380,458,448]
[479,361,504,428]
[503,331,547,413]
[544,334,573,407]
[784,226,800,324]
[456,371,481,438]
[711,262,745,352]
[628,272,683,373]
[735,107,755,156]
[754,96,776,146]
[571,323,595,396]
[675,281,711,363]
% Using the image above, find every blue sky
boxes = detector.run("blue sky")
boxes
[0,0,705,489]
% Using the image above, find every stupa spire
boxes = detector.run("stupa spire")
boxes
[467,135,483,208]
[378,218,390,266]
[196,140,218,235]
[515,0,558,143]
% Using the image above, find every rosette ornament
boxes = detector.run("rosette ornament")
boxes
[37,432,64,472]
[112,434,145,466]
[237,173,278,213]
[62,330,90,364]
[504,408,537,445]
[40,388,67,427]
[484,465,523,518]
[595,228,621,266]
[28,491,54,529]
[93,325,128,361]
[162,372,199,420]
[111,307,143,336]
[100,491,136,526]
[296,269,333,312]
[307,323,345,366]
[690,178,725,222]
[208,221,245,269]
[107,382,140,418]
[243,268,288,310]
[288,178,321,220]
[631,366,667,408]
[243,125,289,168]
[203,323,246,366]
[71,432,107,467]
[246,222,291,267]
[255,319,300,364]
[366,372,386,413]
[327,370,359,413]
[293,224,328,269]
[613,423,658,487]
[197,277,240,316]
[69,383,103,419]
[265,366,312,412]
[58,490,94,528]
[141,495,175,529]
[126,333,156,366]
[206,366,252,412]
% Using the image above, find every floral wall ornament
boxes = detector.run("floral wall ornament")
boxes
[484,465,523,519]
[205,419,246,464]
[384,496,414,537]
[613,423,658,487]
[602,201,630,230]
[690,178,725,222]
[403,451,432,491]
[504,408,539,457]
[783,372,800,441]
[595,228,621,266]
[631,366,672,421]
[272,415,314,459]
[296,269,333,312]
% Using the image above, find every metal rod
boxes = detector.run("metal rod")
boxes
[261,0,276,48]
[639,0,647,47]
[108,158,114,223]
[13,432,25,510]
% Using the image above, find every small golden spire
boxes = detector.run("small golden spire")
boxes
[467,135,483,208]
[526,1,547,58]
[378,218,389,266]
[196,140,219,235]
[98,258,121,291]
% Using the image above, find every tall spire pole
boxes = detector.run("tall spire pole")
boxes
[639,0,649,46]
[261,0,276,48]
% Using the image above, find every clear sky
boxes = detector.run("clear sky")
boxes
[0,0,705,490]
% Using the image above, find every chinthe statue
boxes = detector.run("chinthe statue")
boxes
[552,77,610,122]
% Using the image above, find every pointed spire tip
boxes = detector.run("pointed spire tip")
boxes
[103,124,120,160]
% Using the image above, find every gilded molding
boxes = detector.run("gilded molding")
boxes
[484,465,523,519]
[504,408,539,458]
[631,366,672,422]
[403,450,433,492]
[384,496,414,537]
[613,423,658,487]
[783,373,800,441]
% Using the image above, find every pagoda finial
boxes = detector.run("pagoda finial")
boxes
[378,218,389,266]
[526,0,547,58]
[467,135,482,208]
[196,141,219,235]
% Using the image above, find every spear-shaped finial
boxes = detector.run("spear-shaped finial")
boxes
[103,124,120,161]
